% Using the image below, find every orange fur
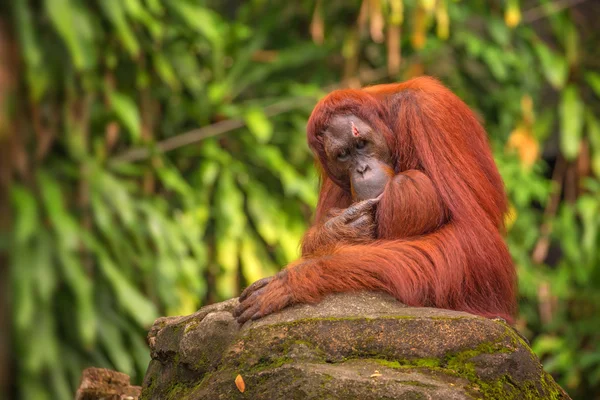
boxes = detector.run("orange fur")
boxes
[293,76,516,322]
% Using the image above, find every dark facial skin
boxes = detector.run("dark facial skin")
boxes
[323,114,394,201]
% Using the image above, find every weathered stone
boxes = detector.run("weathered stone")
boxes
[75,367,141,400]
[141,292,569,399]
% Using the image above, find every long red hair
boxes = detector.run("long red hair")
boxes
[296,76,516,322]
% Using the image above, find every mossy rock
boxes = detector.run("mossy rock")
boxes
[141,292,569,400]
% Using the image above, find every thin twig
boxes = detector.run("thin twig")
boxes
[522,0,589,23]
[110,67,389,164]
[109,97,312,164]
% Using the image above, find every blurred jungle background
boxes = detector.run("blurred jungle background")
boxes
[0,0,599,398]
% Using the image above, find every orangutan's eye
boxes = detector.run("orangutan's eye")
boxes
[337,149,350,161]
[356,139,367,150]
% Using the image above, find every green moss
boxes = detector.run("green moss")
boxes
[248,356,293,373]
[168,314,565,399]
[156,320,168,329]
[283,339,320,353]
[184,319,200,333]
[400,380,436,388]
[348,338,563,400]
[140,375,156,400]
[370,358,440,369]
[194,353,211,372]
[442,341,563,399]
[246,315,420,332]
[165,382,189,400]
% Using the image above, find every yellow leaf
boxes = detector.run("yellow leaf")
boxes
[370,370,382,377]
[420,0,435,12]
[504,204,518,232]
[235,374,245,393]
[507,125,539,169]
[369,0,385,43]
[505,4,521,28]
[436,0,449,40]
[411,6,427,50]
[310,0,324,45]
[520,94,535,125]
[389,0,403,26]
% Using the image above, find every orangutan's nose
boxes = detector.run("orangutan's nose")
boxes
[356,163,370,175]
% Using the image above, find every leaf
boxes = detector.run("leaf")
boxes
[246,184,280,246]
[213,170,246,299]
[12,247,35,332]
[506,125,539,169]
[127,325,153,373]
[532,335,564,357]
[12,0,49,100]
[221,34,267,90]
[559,85,584,160]
[245,107,273,143]
[483,47,508,81]
[435,0,449,40]
[533,110,555,142]
[98,319,134,375]
[235,374,245,393]
[44,0,95,70]
[457,31,484,57]
[170,50,206,95]
[277,215,305,263]
[156,164,194,198]
[586,111,600,176]
[240,235,275,284]
[504,203,517,232]
[97,251,158,326]
[50,364,72,400]
[168,2,223,46]
[24,311,56,373]
[585,71,600,98]
[534,42,568,89]
[488,17,510,46]
[145,0,164,15]
[251,146,318,206]
[37,172,79,249]
[10,185,39,244]
[109,92,141,143]
[56,248,97,346]
[153,53,180,90]
[99,0,140,57]
[504,0,521,28]
[123,0,163,39]
[33,232,57,303]
[564,23,579,66]
[228,43,329,100]
[97,171,136,227]
[177,210,209,263]
[576,195,599,260]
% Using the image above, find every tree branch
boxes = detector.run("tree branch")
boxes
[522,0,589,23]
[109,67,389,165]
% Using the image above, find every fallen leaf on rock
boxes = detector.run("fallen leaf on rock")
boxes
[235,374,245,393]
[370,370,382,378]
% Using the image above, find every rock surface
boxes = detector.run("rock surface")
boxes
[76,367,141,400]
[141,292,569,399]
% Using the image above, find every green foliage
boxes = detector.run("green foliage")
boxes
[2,1,599,399]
